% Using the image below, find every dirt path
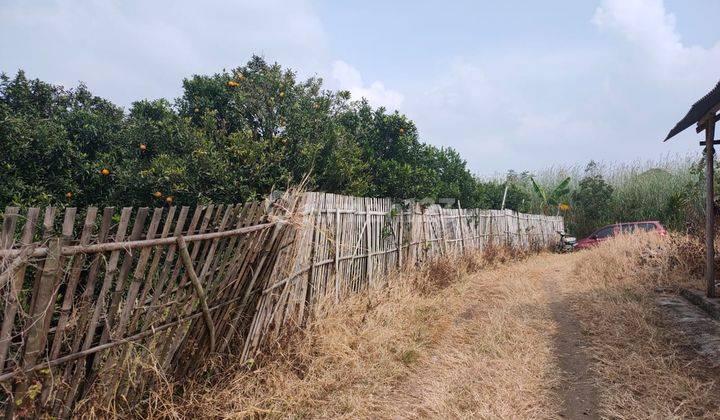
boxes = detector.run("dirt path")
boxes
[188,238,720,418]
[544,272,599,419]
[372,253,600,418]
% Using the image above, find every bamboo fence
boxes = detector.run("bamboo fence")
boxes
[0,191,563,417]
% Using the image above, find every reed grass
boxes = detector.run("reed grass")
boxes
[507,153,705,235]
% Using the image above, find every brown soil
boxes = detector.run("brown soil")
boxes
[546,278,599,419]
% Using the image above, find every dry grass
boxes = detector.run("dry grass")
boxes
[144,245,562,419]
[86,233,720,419]
[563,233,720,418]
[374,252,561,418]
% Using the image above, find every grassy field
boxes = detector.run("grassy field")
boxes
[133,233,720,418]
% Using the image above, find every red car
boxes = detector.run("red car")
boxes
[574,221,667,250]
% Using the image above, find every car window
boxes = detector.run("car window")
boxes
[621,224,635,233]
[639,222,656,231]
[594,226,614,238]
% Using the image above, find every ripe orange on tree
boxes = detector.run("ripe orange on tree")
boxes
[227,80,239,87]
[65,192,73,199]
[139,144,147,151]
[153,191,162,198]
[165,196,174,204]
[100,168,110,176]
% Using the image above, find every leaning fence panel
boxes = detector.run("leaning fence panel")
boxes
[0,192,562,417]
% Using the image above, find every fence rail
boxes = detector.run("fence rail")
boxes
[0,191,562,417]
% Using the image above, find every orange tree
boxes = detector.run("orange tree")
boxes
[0,71,126,207]
[1,56,487,209]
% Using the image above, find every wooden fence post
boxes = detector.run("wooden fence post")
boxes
[488,211,494,247]
[505,210,511,246]
[305,207,319,312]
[334,207,340,302]
[705,114,717,297]
[365,199,372,286]
[397,206,403,269]
[177,236,216,353]
[421,206,428,260]
[457,201,466,252]
[439,209,448,254]
[12,235,63,414]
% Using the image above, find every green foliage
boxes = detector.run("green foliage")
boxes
[529,176,571,215]
[1,57,480,209]
[473,174,531,212]
[0,71,125,207]
[568,162,614,237]
[0,58,710,235]
[526,157,704,235]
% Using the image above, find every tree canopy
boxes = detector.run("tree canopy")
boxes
[1,57,487,209]
[2,56,701,236]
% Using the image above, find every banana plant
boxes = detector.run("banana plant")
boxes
[530,176,571,215]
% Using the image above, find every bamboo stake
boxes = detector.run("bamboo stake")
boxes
[48,208,98,361]
[334,207,340,302]
[26,208,57,318]
[457,201,466,251]
[0,293,248,384]
[303,206,318,317]
[176,236,215,353]
[397,205,403,269]
[439,210,448,255]
[421,206,428,262]
[0,208,38,370]
[365,199,372,286]
[11,237,63,413]
[0,207,19,252]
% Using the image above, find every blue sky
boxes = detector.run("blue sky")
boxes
[2,0,720,176]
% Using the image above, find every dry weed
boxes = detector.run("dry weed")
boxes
[563,233,720,418]
[152,274,435,418]
[81,233,720,419]
[146,248,559,418]
[374,254,562,419]
[413,245,520,295]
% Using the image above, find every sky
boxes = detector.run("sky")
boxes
[2,0,720,176]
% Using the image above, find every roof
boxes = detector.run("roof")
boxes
[664,79,720,141]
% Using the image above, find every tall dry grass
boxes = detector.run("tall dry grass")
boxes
[141,245,562,419]
[79,232,720,418]
[563,233,720,418]
[374,252,562,418]
[518,153,703,234]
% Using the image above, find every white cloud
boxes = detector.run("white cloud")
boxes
[402,56,609,174]
[331,60,404,110]
[396,1,719,175]
[0,0,712,175]
[592,0,720,85]
[0,0,329,106]
[592,0,681,54]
